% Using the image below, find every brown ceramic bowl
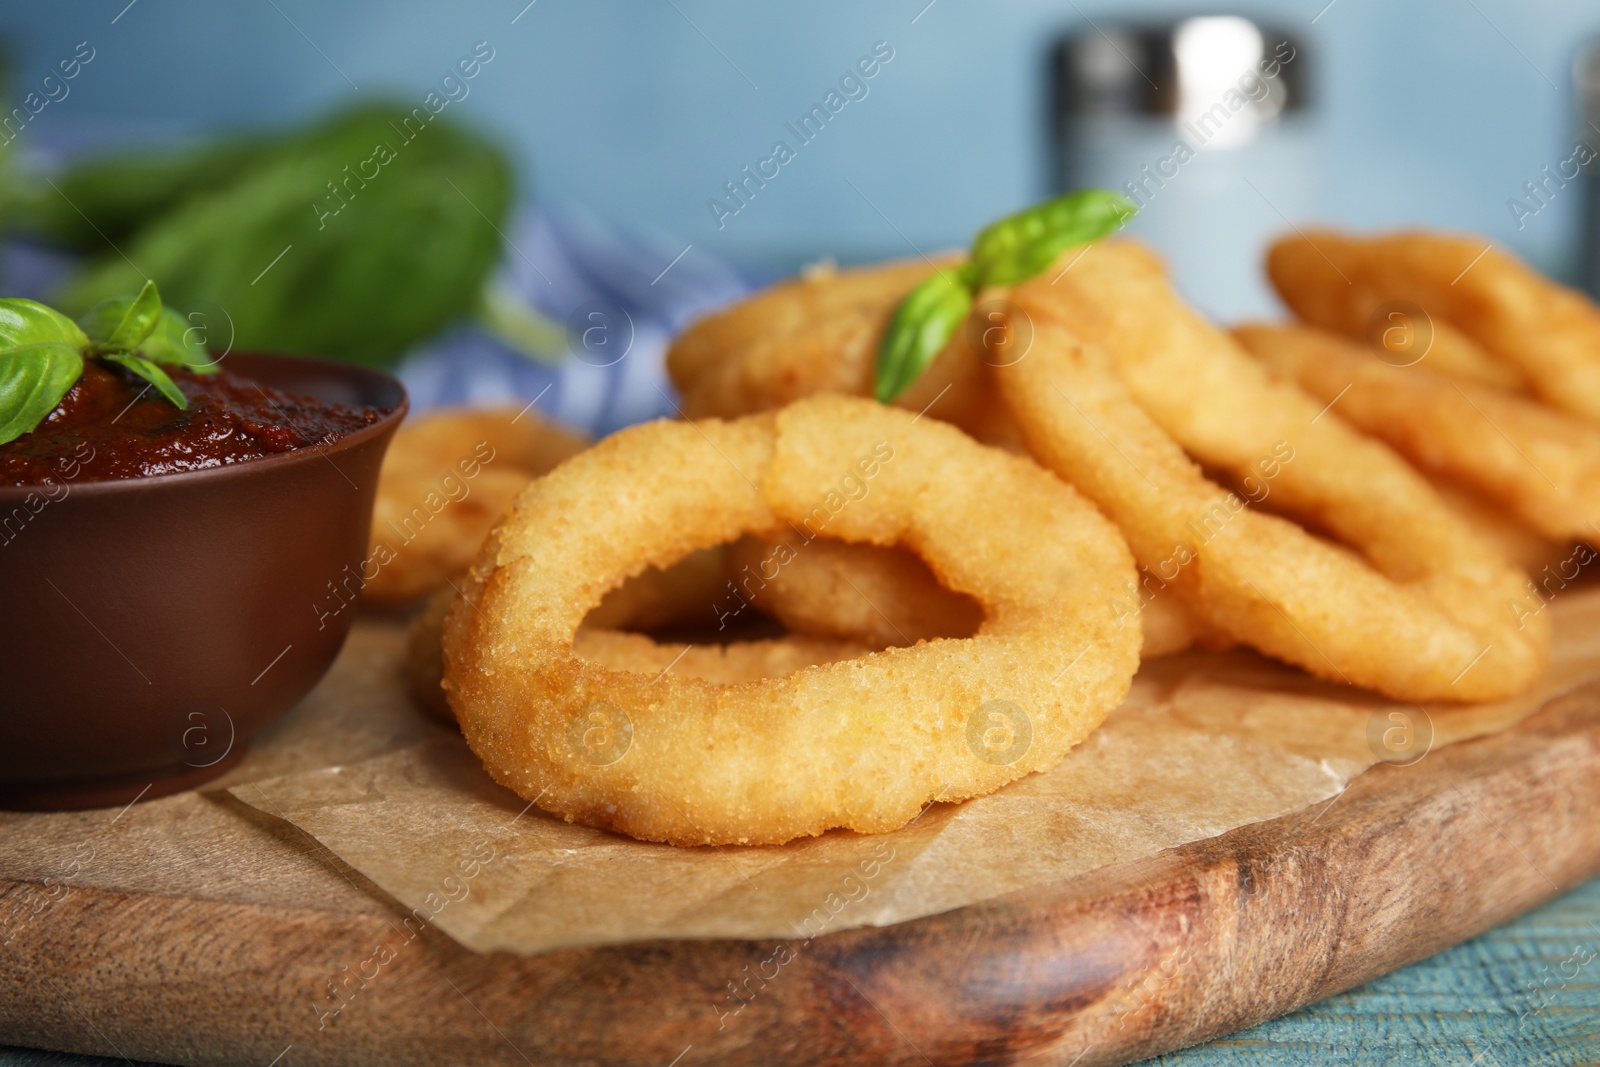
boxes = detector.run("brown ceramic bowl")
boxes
[0,354,406,811]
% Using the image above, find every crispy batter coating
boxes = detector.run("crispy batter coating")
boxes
[407,585,871,723]
[1430,479,1570,577]
[573,629,873,681]
[364,407,592,605]
[667,257,1022,449]
[1235,322,1600,547]
[442,396,1140,846]
[994,244,1549,701]
[1264,230,1600,413]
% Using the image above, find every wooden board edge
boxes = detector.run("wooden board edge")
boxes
[1,683,1597,1066]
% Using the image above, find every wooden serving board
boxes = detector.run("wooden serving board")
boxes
[2,670,1599,1066]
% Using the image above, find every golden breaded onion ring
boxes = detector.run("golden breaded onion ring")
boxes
[668,256,1022,449]
[1264,229,1600,412]
[1234,321,1600,547]
[365,406,592,605]
[366,465,534,605]
[383,404,594,476]
[443,395,1141,846]
[994,247,1549,701]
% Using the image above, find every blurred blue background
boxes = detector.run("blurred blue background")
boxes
[3,0,1597,276]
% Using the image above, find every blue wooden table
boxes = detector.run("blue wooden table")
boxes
[6,877,1597,1066]
[1151,876,1600,1066]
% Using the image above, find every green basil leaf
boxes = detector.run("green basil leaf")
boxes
[873,189,1137,402]
[0,297,90,351]
[79,279,162,350]
[874,267,974,403]
[104,352,187,410]
[0,342,85,445]
[138,306,217,373]
[77,301,128,346]
[970,189,1137,287]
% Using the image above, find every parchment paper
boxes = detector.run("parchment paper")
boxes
[233,590,1600,956]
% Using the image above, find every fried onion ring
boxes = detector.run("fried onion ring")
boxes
[992,244,1548,701]
[366,465,535,605]
[442,395,1140,845]
[383,405,593,476]
[1235,321,1600,547]
[365,406,592,605]
[1264,230,1600,413]
[668,256,1022,449]
[1431,479,1569,576]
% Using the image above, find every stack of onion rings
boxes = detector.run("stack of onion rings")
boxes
[993,250,1546,701]
[667,256,1213,659]
[1265,229,1600,416]
[664,240,1551,701]
[1234,322,1600,549]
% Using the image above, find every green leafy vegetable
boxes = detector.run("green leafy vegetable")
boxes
[29,103,519,367]
[874,265,975,403]
[0,282,207,444]
[0,297,90,351]
[139,307,216,372]
[0,298,90,444]
[0,341,84,446]
[5,139,278,250]
[875,189,1138,402]
[103,352,186,408]
[969,189,1137,287]
[80,279,162,351]
[78,282,216,374]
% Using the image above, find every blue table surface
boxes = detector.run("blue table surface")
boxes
[5,877,1598,1066]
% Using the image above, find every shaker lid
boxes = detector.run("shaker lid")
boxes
[1055,16,1307,145]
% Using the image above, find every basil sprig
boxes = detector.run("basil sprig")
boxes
[0,280,214,445]
[874,189,1137,402]
[876,263,976,403]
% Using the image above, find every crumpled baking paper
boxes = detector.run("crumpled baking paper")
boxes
[232,590,1600,956]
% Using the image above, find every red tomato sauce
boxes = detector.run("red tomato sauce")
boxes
[1,360,389,484]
